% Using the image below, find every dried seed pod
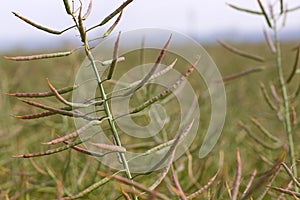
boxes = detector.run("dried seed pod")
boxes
[123,35,172,96]
[12,12,74,35]
[227,3,263,15]
[257,0,272,28]
[218,40,265,62]
[7,85,77,98]
[4,51,73,61]
[107,31,121,80]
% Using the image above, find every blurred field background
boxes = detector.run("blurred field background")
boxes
[0,40,299,199]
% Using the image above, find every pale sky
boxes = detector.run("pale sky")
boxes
[1,0,300,50]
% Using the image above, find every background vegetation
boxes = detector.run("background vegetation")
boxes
[0,0,299,199]
[1,42,299,199]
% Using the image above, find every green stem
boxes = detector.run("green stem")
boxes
[84,45,138,200]
[273,20,298,192]
[72,7,137,197]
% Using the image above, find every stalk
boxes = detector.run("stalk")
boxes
[273,19,298,191]
[84,44,137,200]
[71,4,137,198]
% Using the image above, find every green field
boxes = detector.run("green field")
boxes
[0,40,299,199]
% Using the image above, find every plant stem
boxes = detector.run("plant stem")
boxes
[84,44,138,200]
[273,20,298,192]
